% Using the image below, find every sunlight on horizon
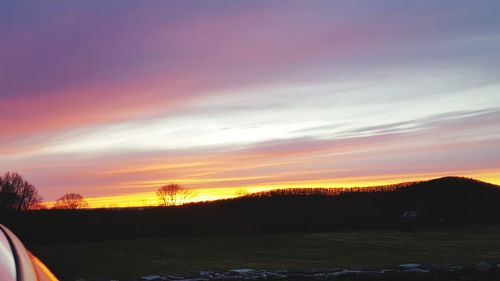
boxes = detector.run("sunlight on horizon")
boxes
[42,171,500,209]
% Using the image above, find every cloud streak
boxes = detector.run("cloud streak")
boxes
[1,1,500,206]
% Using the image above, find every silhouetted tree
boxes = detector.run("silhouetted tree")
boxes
[156,184,193,206]
[0,172,42,211]
[53,193,89,209]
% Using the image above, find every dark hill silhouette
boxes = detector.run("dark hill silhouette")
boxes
[1,176,499,246]
[246,176,499,198]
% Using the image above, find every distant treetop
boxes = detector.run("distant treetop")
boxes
[53,193,89,209]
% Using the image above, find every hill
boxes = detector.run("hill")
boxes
[2,176,500,246]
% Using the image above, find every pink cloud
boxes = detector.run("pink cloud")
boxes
[1,1,409,143]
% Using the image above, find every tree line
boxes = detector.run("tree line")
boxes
[0,172,88,211]
[0,172,195,211]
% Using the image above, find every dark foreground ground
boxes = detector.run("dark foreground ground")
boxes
[31,224,500,281]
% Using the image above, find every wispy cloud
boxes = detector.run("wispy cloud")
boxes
[1,1,500,205]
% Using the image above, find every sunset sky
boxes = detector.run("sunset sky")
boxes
[1,1,500,207]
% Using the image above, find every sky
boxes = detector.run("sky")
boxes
[1,1,500,207]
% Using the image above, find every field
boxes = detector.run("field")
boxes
[31,224,500,281]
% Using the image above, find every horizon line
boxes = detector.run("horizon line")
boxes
[40,174,499,210]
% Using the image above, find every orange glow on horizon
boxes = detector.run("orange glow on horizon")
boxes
[43,170,500,209]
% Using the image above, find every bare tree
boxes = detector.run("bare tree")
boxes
[156,184,193,206]
[0,172,43,211]
[53,193,89,209]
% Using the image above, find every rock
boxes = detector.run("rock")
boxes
[139,275,166,281]
[199,271,214,277]
[287,273,312,279]
[475,261,493,271]
[229,269,256,275]
[221,271,242,277]
[326,269,349,278]
[324,269,367,279]
[263,272,286,279]
[399,263,422,270]
[399,264,431,273]
[134,263,497,281]
[406,268,431,273]
[313,272,326,278]
[242,274,266,281]
[164,275,183,280]
[211,275,242,281]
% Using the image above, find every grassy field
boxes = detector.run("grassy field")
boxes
[31,224,500,280]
